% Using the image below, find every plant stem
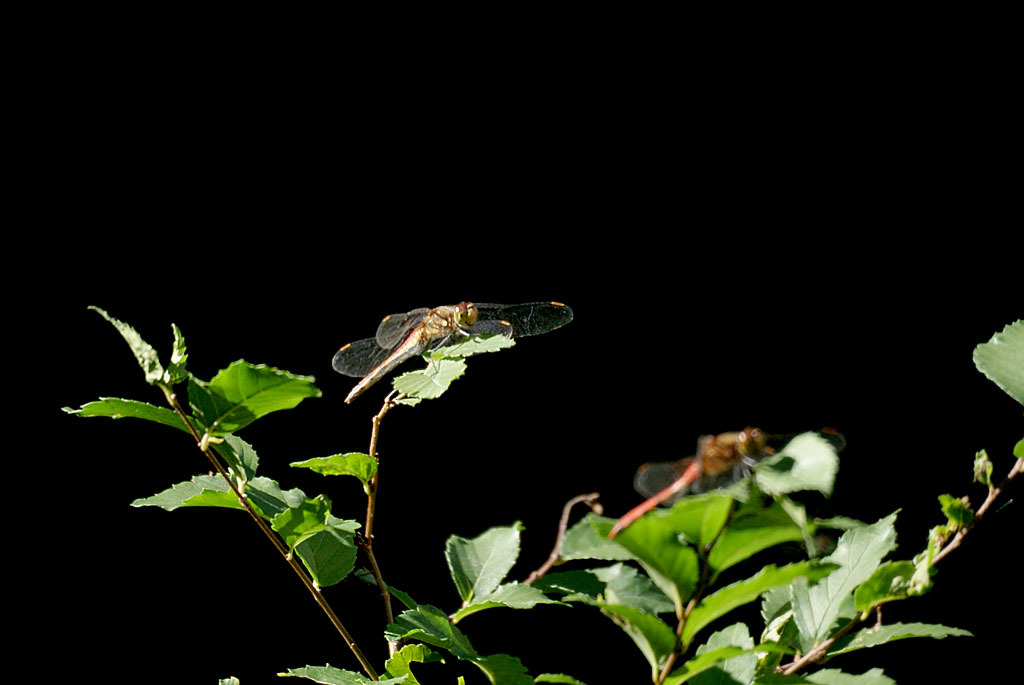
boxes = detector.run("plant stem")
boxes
[163,388,380,681]
[523,492,602,585]
[363,390,406,654]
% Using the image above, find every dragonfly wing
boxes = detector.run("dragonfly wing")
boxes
[473,302,573,337]
[332,337,392,378]
[376,308,430,349]
[633,458,694,502]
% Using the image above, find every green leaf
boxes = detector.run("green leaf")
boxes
[827,621,972,656]
[535,675,587,685]
[531,569,607,600]
[272,495,332,549]
[450,581,563,622]
[291,453,377,493]
[165,322,189,385]
[445,523,522,603]
[590,515,700,614]
[279,663,406,684]
[753,668,895,684]
[973,319,1024,407]
[938,493,973,529]
[683,561,838,649]
[973,449,994,488]
[561,513,636,561]
[188,360,320,434]
[1015,437,1024,458]
[212,434,260,485]
[393,358,467,401]
[431,333,516,359]
[89,306,166,385]
[131,474,242,511]
[791,513,898,648]
[469,653,533,685]
[591,563,675,615]
[755,432,840,497]
[667,622,765,683]
[244,477,309,520]
[853,561,917,612]
[708,499,808,574]
[599,602,677,677]
[63,398,191,433]
[294,515,360,587]
[384,643,440,684]
[384,605,478,659]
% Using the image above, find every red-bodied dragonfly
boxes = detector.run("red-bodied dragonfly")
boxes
[609,427,846,537]
[332,301,573,403]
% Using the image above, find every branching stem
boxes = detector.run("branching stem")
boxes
[163,388,380,681]
[523,492,602,585]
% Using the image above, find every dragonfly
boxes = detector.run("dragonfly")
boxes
[332,301,573,404]
[608,427,845,538]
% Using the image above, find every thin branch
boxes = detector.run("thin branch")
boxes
[931,455,1021,565]
[523,492,602,585]
[164,389,379,681]
[362,389,406,655]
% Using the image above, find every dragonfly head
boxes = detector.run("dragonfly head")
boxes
[737,427,768,457]
[454,302,479,329]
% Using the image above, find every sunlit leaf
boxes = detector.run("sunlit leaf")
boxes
[469,653,533,685]
[445,523,522,603]
[271,495,332,549]
[130,474,242,511]
[384,643,440,685]
[689,623,756,685]
[791,513,898,649]
[295,516,360,587]
[450,582,562,622]
[753,667,895,684]
[63,398,190,433]
[291,453,377,493]
[853,561,916,612]
[826,621,972,656]
[708,499,807,574]
[393,358,467,401]
[535,675,588,685]
[938,494,973,529]
[683,561,838,649]
[384,605,478,659]
[279,663,405,684]
[599,602,677,678]
[89,306,165,385]
[561,514,635,561]
[755,432,839,497]
[973,319,1024,407]
[188,361,320,434]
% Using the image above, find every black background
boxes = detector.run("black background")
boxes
[25,20,1022,685]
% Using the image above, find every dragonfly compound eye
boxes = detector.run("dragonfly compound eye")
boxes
[455,302,479,327]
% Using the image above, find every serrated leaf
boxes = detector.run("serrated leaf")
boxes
[531,569,607,600]
[445,523,522,603]
[600,602,678,677]
[753,667,895,684]
[853,561,916,612]
[393,358,467,400]
[665,622,779,685]
[450,581,563,622]
[590,515,700,614]
[469,653,533,685]
[592,563,675,615]
[708,499,807,574]
[683,561,838,649]
[90,306,165,385]
[431,333,516,359]
[973,319,1024,407]
[279,663,406,684]
[295,516,360,587]
[755,432,839,497]
[188,360,320,434]
[291,453,377,493]
[561,513,636,561]
[63,398,191,433]
[165,322,189,385]
[938,493,973,529]
[244,477,309,520]
[791,513,898,649]
[826,621,972,656]
[535,675,588,684]
[384,643,440,684]
[384,605,478,659]
[272,495,332,549]
[131,474,242,511]
[973,449,994,488]
[212,434,260,485]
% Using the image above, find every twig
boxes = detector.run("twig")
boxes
[931,455,1021,565]
[163,389,379,681]
[363,389,406,655]
[523,492,602,585]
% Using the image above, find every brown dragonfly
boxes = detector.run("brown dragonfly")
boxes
[332,301,573,404]
[609,427,845,538]
[608,427,772,538]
